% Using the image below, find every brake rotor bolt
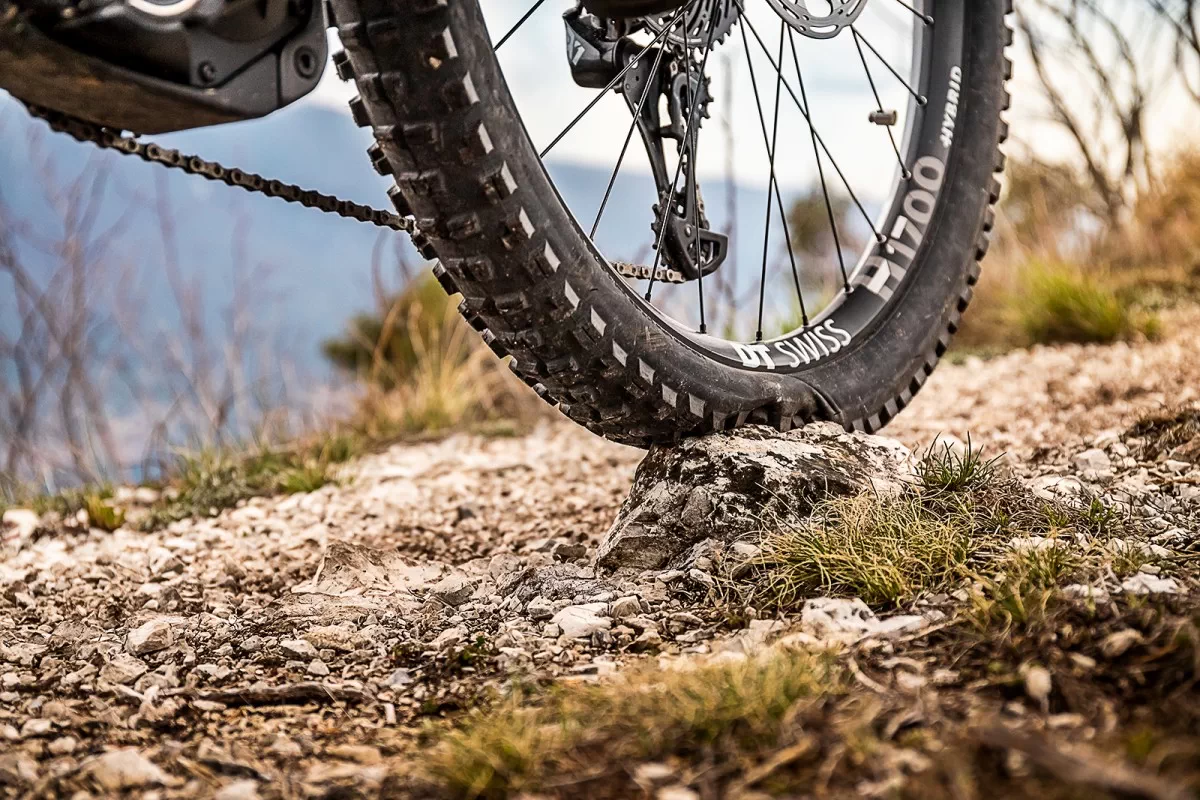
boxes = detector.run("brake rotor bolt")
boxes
[197,62,217,84]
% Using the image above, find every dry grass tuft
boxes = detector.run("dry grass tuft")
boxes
[350,300,537,440]
[965,542,1080,633]
[756,493,978,607]
[956,260,1160,353]
[135,432,359,531]
[328,273,546,441]
[425,649,847,798]
[752,443,1140,609]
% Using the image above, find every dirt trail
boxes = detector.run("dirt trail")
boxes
[2,310,1200,798]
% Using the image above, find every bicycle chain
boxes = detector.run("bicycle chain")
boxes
[613,260,685,284]
[24,103,692,283]
[22,103,420,234]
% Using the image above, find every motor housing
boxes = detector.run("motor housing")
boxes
[0,0,326,133]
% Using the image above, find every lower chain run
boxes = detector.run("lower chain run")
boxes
[24,104,419,233]
[613,261,686,284]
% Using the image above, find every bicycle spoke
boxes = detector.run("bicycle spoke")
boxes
[735,5,884,242]
[892,0,933,25]
[742,22,806,340]
[788,27,850,290]
[851,28,910,179]
[494,0,548,51]
[591,10,685,237]
[540,20,682,159]
[851,27,926,105]
[687,23,719,334]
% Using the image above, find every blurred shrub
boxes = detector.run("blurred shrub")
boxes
[1016,261,1156,345]
[953,150,1196,353]
[324,273,543,438]
[957,259,1159,351]
[322,275,460,390]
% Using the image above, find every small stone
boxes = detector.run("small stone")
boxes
[799,597,925,642]
[1072,448,1111,474]
[0,753,38,786]
[328,745,382,764]
[1062,584,1110,605]
[303,625,369,652]
[432,626,467,650]
[238,636,266,653]
[630,628,662,652]
[1069,653,1097,670]
[126,619,173,656]
[552,541,587,562]
[1164,459,1191,474]
[280,639,318,660]
[307,659,330,677]
[19,718,52,738]
[688,569,715,588]
[634,763,676,784]
[84,749,168,790]
[1023,666,1052,711]
[931,669,959,686]
[48,736,78,755]
[215,780,260,800]
[455,504,477,522]
[1047,713,1087,730]
[100,654,148,685]
[1099,629,1144,659]
[1,509,39,546]
[1120,573,1180,595]
[729,542,761,561]
[385,668,413,687]
[133,486,161,505]
[609,596,642,619]
[526,596,555,620]
[269,737,303,758]
[657,787,699,800]
[430,573,474,606]
[551,605,611,639]
[1029,475,1084,503]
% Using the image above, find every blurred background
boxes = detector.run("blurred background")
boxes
[3,0,1200,498]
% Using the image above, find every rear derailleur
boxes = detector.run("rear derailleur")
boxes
[564,8,728,284]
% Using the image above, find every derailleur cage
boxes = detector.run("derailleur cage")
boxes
[564,9,728,281]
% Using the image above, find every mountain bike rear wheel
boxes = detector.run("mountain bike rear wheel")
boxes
[330,0,1011,445]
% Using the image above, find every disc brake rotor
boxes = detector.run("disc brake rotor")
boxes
[764,0,870,39]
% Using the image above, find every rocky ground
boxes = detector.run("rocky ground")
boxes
[2,308,1200,799]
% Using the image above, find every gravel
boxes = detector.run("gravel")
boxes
[1,313,1199,794]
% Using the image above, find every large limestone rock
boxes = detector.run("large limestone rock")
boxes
[597,423,915,570]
